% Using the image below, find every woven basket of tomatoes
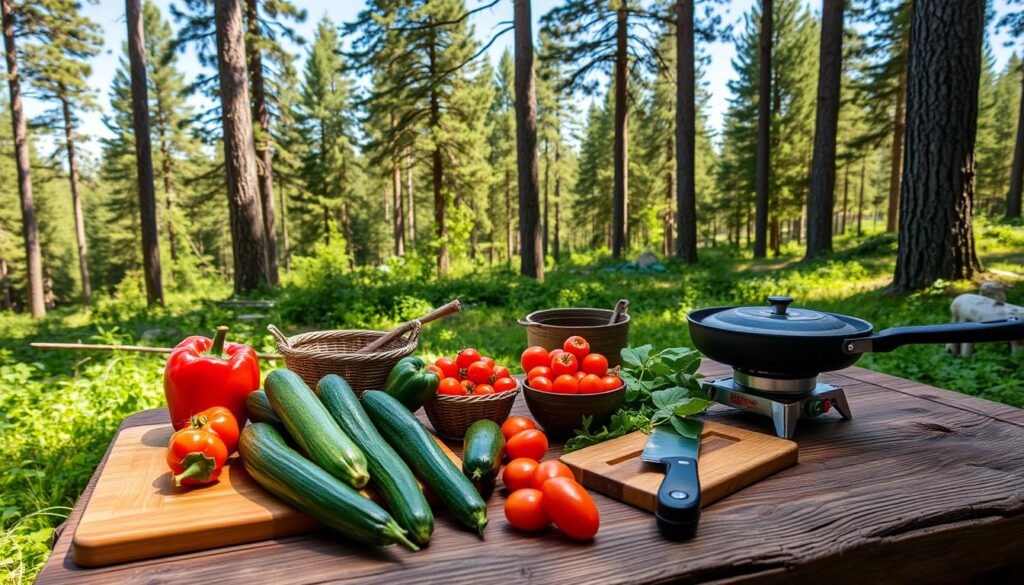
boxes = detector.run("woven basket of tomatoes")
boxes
[424,348,521,439]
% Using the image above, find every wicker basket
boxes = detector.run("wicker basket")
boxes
[518,305,631,366]
[424,382,522,439]
[268,323,420,395]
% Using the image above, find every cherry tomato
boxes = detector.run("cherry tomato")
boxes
[601,374,624,391]
[492,365,511,381]
[521,346,550,373]
[457,348,481,369]
[506,429,548,460]
[428,364,444,378]
[527,366,552,381]
[529,375,554,392]
[563,336,590,360]
[550,352,578,376]
[460,379,477,394]
[581,353,609,376]
[473,384,495,395]
[501,416,537,440]
[502,457,540,491]
[438,377,465,395]
[435,357,459,379]
[542,477,600,540]
[493,377,518,393]
[532,460,575,490]
[505,488,550,532]
[478,356,496,369]
[466,361,494,385]
[192,406,240,453]
[553,374,579,394]
[166,427,228,487]
[579,373,605,394]
[574,370,587,381]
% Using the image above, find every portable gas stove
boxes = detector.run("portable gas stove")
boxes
[704,371,852,439]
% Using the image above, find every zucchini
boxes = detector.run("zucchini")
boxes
[361,390,488,536]
[317,375,434,545]
[245,390,285,431]
[239,423,418,551]
[264,369,369,489]
[462,420,505,485]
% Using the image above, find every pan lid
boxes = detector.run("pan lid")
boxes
[696,296,868,336]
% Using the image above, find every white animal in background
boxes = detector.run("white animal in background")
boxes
[947,281,1023,356]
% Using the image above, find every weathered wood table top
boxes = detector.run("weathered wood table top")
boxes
[37,362,1024,584]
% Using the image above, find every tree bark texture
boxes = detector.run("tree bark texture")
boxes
[892,0,984,292]
[1006,64,1024,218]
[664,136,674,257]
[515,0,543,280]
[394,158,405,256]
[155,96,178,264]
[754,0,772,259]
[857,161,865,235]
[887,35,908,232]
[554,142,561,261]
[805,0,843,259]
[543,141,549,258]
[675,0,696,263]
[505,168,513,267]
[279,179,290,272]
[611,4,629,259]
[215,0,269,293]
[245,0,278,285]
[406,154,415,245]
[60,96,91,304]
[125,0,164,306]
[840,165,849,234]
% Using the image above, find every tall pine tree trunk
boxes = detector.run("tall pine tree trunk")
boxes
[155,105,178,264]
[515,0,543,280]
[0,252,10,310]
[553,142,561,261]
[892,0,983,292]
[857,161,865,235]
[887,36,909,232]
[279,178,290,271]
[215,0,268,293]
[60,95,91,304]
[805,0,843,259]
[394,157,405,256]
[406,153,415,245]
[840,165,849,234]
[675,0,696,263]
[754,0,772,258]
[427,23,448,275]
[126,0,164,306]
[245,0,278,285]
[664,135,674,257]
[505,168,512,267]
[611,4,629,259]
[543,141,549,258]
[1006,66,1024,218]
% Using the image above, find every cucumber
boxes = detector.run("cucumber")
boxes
[239,423,418,551]
[361,390,488,536]
[264,369,369,489]
[462,420,505,485]
[245,390,285,431]
[317,375,434,545]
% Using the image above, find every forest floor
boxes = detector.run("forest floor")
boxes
[2,220,1023,583]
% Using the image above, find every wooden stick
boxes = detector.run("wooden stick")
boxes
[31,342,283,361]
[609,299,630,324]
[358,299,462,354]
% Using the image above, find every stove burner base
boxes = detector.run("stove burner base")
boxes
[705,378,852,439]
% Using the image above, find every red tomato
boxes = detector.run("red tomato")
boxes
[457,348,481,369]
[166,427,228,486]
[493,377,518,393]
[192,406,240,453]
[550,352,578,376]
[581,353,609,376]
[553,374,579,394]
[574,370,587,381]
[473,384,495,395]
[579,373,605,394]
[501,416,537,440]
[466,361,494,385]
[492,365,511,381]
[532,460,575,490]
[601,375,624,391]
[521,346,550,373]
[506,429,548,461]
[427,364,444,378]
[505,488,550,532]
[563,336,590,360]
[502,457,539,491]
[435,357,459,379]
[478,356,496,369]
[438,377,465,395]
[542,477,600,541]
[460,379,477,394]
[529,376,554,392]
[527,366,552,381]
[548,348,565,363]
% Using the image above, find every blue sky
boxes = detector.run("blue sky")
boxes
[34,0,1023,160]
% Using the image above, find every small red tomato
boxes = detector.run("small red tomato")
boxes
[563,336,590,360]
[553,374,579,394]
[601,375,624,391]
[492,365,511,380]
[493,377,518,393]
[192,406,240,453]
[501,416,537,440]
[574,370,587,381]
[529,375,554,392]
[438,377,465,395]
[506,429,548,460]
[505,488,550,532]
[532,460,575,490]
[579,373,605,394]
[166,427,228,487]
[521,346,550,373]
[428,364,444,378]
[466,360,494,385]
[550,352,578,376]
[478,356,496,369]
[502,457,539,491]
[473,384,495,395]
[542,477,600,540]
[581,353,609,376]
[457,348,481,369]
[435,357,459,379]
[460,379,477,394]
[528,366,552,381]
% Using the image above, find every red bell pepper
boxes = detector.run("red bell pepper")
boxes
[163,326,260,430]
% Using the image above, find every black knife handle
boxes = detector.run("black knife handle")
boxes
[655,456,701,540]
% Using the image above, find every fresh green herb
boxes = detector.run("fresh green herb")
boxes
[564,345,711,452]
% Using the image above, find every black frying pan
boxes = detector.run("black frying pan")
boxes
[687,296,1024,380]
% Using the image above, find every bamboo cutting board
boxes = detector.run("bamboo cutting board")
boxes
[560,421,798,512]
[72,423,459,567]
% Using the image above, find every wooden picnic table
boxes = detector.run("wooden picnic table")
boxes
[37,361,1024,584]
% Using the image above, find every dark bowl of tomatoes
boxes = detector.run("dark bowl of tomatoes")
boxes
[522,379,625,439]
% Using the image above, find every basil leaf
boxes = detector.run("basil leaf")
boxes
[673,397,714,417]
[670,416,702,439]
[651,387,688,410]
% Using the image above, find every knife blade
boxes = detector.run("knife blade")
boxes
[641,417,703,540]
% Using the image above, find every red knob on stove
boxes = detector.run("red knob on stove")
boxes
[821,399,831,413]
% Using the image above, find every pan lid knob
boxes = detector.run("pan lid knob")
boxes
[767,296,794,316]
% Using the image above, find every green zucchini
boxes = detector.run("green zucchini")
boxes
[245,390,285,431]
[317,374,434,545]
[239,423,418,551]
[361,390,488,536]
[462,420,505,485]
[264,369,369,489]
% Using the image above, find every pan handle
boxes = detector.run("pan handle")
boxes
[842,318,1024,354]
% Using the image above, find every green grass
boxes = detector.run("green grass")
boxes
[2,222,1023,583]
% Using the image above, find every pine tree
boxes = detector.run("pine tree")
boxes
[977,53,1021,216]
[514,0,542,280]
[488,49,517,266]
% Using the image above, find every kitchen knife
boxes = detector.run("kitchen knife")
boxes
[640,417,703,540]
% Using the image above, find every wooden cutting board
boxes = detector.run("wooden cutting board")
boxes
[560,421,797,512]
[72,423,460,567]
